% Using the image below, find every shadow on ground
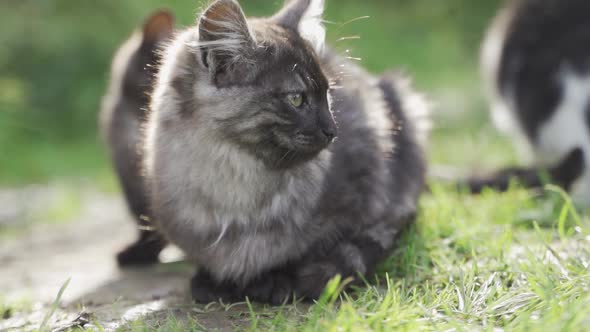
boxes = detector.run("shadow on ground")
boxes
[0,186,258,331]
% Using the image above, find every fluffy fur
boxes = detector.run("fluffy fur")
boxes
[100,10,174,265]
[145,0,428,304]
[274,0,326,55]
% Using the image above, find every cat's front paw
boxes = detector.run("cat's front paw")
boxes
[190,271,237,304]
[242,270,295,305]
[295,262,345,300]
[116,240,162,267]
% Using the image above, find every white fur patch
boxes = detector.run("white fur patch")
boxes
[481,6,513,108]
[298,0,326,55]
[536,68,590,203]
[481,5,534,162]
[481,5,516,135]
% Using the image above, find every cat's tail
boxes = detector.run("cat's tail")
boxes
[378,71,431,148]
[378,71,430,201]
[455,147,585,193]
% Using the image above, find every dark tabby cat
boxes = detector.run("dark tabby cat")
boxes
[100,10,174,265]
[145,0,429,304]
[468,0,589,197]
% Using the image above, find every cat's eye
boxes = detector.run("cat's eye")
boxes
[287,93,304,108]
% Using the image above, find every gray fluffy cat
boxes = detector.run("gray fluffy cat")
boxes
[100,10,174,265]
[145,0,429,303]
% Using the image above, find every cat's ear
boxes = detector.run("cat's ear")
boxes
[197,0,255,72]
[274,0,326,55]
[143,10,175,43]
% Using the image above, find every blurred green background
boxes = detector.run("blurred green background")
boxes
[0,0,513,186]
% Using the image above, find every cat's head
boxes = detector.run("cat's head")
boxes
[185,0,336,169]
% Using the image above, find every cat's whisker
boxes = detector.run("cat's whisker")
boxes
[286,150,299,164]
[345,56,362,62]
[336,16,371,30]
[276,149,294,167]
[336,36,361,42]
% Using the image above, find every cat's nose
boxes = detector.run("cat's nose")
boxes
[318,106,337,141]
[322,127,336,141]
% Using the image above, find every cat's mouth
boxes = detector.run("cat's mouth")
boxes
[293,133,333,153]
[264,132,332,169]
[294,134,315,147]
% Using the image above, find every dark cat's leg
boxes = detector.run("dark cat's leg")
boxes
[240,222,405,303]
[293,235,392,300]
[117,229,167,266]
[190,267,296,305]
[117,179,168,266]
[239,266,297,305]
[191,270,240,303]
[464,148,585,193]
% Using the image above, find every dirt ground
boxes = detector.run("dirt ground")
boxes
[0,186,256,331]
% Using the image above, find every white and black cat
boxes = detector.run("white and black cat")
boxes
[100,10,174,265]
[145,0,429,304]
[470,0,588,196]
